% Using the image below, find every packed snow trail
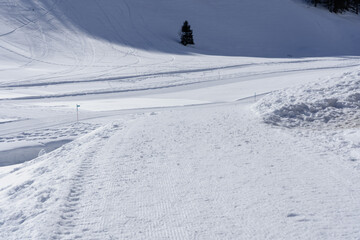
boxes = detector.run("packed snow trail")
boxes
[1,103,359,239]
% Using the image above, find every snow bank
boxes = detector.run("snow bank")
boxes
[255,71,360,129]
[0,122,117,240]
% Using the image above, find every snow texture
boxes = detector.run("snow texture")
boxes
[256,71,360,129]
[0,0,360,239]
[1,106,360,239]
[255,70,360,170]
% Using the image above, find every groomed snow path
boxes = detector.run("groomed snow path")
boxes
[2,104,359,239]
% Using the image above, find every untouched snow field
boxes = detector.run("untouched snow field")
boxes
[0,0,360,238]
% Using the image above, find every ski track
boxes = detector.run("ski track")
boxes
[12,104,357,240]
[0,57,355,88]
[1,1,360,239]
[0,0,58,38]
[2,58,360,102]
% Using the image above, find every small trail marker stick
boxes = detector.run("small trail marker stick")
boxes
[76,104,80,122]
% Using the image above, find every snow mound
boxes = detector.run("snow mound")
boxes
[255,72,360,128]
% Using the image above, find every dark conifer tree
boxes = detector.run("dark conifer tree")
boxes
[310,0,359,14]
[180,21,194,46]
[353,0,359,14]
[333,0,346,12]
[312,0,319,7]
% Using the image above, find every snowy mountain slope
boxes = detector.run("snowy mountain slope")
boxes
[2,0,360,59]
[1,105,360,239]
[0,0,360,102]
[1,0,360,238]
[0,0,359,102]
[0,0,359,156]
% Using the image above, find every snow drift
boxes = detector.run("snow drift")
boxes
[1,0,360,239]
[256,71,360,128]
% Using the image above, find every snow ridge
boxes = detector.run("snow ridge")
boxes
[256,71,360,129]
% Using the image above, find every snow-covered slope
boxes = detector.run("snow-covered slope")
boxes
[0,0,358,153]
[1,0,360,239]
[2,105,360,239]
[2,0,360,59]
[1,0,360,100]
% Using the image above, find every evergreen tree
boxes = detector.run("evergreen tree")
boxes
[180,21,194,46]
[333,0,346,12]
[352,0,359,14]
[310,0,359,13]
[312,0,319,7]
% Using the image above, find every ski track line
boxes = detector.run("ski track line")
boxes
[0,0,58,38]
[0,59,332,88]
[0,62,355,102]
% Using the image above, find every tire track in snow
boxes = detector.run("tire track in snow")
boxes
[2,103,360,239]
[51,126,115,239]
[52,154,95,239]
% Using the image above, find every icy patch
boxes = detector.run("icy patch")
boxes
[0,140,72,166]
[255,72,360,129]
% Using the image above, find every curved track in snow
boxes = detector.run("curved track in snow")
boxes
[0,0,359,143]
[1,104,360,239]
[1,1,360,238]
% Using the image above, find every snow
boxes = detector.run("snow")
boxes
[0,0,360,238]
[255,69,360,170]
[0,118,19,124]
[34,98,210,112]
[1,105,360,239]
[256,71,360,129]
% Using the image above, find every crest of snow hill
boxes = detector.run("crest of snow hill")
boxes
[255,72,360,129]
